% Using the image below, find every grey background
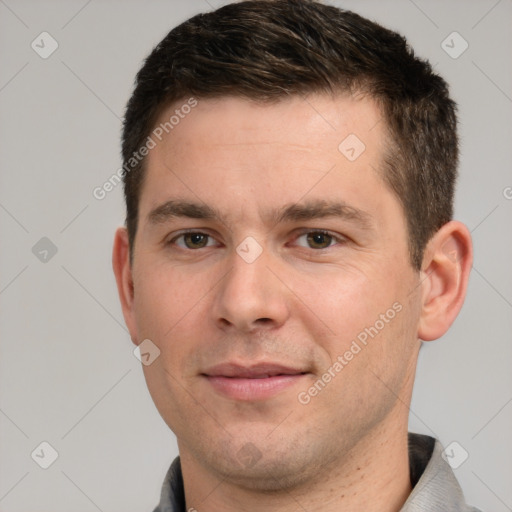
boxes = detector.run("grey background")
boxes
[0,0,511,510]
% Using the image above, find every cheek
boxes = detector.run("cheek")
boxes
[292,267,388,346]
[133,266,213,428]
[292,260,417,378]
[132,264,210,352]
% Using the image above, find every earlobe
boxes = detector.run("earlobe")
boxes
[112,227,139,344]
[417,221,473,342]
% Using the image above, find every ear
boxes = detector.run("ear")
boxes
[112,227,139,345]
[417,220,473,341]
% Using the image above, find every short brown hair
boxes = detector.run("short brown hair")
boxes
[122,0,458,269]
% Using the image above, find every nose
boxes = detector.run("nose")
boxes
[212,246,290,333]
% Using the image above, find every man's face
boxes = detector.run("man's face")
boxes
[124,94,423,488]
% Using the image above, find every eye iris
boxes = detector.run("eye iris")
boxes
[184,233,208,248]
[307,232,332,249]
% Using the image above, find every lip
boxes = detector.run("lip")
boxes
[202,363,309,401]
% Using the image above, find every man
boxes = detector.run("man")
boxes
[112,1,479,510]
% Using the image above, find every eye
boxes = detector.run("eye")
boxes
[295,230,342,249]
[171,231,217,249]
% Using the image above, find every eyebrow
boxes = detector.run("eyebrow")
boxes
[148,200,220,225]
[147,199,373,230]
[270,200,373,230]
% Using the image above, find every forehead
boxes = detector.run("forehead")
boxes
[140,93,395,224]
[152,93,385,156]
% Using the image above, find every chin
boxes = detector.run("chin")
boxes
[219,456,313,493]
[198,434,323,493]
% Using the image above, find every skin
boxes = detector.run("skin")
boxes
[113,93,472,512]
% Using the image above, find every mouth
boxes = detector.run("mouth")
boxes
[201,363,309,401]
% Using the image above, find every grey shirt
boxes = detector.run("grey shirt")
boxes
[153,433,481,512]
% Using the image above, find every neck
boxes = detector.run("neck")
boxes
[179,408,412,512]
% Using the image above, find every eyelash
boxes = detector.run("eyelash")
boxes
[166,229,346,250]
[288,230,345,251]
[167,230,219,250]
